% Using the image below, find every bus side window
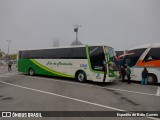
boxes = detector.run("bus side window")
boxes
[21,51,29,59]
[143,48,160,62]
[71,47,86,59]
[19,52,22,59]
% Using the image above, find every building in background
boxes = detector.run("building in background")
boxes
[71,40,83,46]
[53,38,59,47]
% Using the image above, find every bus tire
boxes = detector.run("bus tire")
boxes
[147,74,157,85]
[29,68,34,76]
[76,71,86,82]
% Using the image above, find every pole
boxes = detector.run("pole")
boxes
[76,27,78,45]
[74,25,81,45]
[6,40,12,62]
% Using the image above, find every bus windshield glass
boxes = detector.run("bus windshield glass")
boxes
[124,48,146,67]
[104,46,119,71]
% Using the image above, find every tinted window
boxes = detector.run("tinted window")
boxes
[19,51,29,59]
[116,51,123,57]
[105,46,119,71]
[89,46,105,71]
[29,50,43,59]
[38,49,72,59]
[143,48,160,62]
[19,47,86,59]
[71,47,86,59]
[107,47,116,57]
[124,48,146,67]
[19,51,22,59]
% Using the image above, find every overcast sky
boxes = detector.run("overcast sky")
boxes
[0,0,160,54]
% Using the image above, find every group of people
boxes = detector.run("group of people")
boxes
[119,65,148,85]
[119,64,131,84]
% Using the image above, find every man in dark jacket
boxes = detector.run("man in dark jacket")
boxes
[126,65,131,84]
[8,61,12,72]
[120,66,126,82]
[141,67,148,85]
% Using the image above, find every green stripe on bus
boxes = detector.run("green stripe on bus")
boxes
[30,59,74,78]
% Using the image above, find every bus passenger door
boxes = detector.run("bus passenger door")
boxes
[88,46,106,82]
[103,60,107,82]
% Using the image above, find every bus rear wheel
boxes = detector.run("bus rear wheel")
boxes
[76,71,86,82]
[29,68,34,76]
[147,74,157,85]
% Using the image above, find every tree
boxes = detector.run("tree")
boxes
[0,50,5,58]
[9,54,17,60]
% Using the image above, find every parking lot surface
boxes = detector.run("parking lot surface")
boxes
[0,66,160,120]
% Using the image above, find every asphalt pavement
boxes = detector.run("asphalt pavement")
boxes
[0,65,160,120]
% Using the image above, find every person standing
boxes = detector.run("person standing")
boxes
[119,58,124,67]
[120,66,126,82]
[8,61,12,72]
[103,60,107,82]
[126,65,131,84]
[141,67,148,85]
[119,66,123,78]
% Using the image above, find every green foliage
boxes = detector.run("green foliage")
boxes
[0,50,5,58]
[9,54,17,60]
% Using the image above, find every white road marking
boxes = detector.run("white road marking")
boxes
[0,80,124,111]
[156,87,160,96]
[17,75,158,97]
[0,73,18,78]
[2,72,18,76]
[0,80,159,120]
[0,75,9,78]
[126,81,157,88]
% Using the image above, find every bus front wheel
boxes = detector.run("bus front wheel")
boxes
[29,68,34,76]
[147,74,157,85]
[76,71,86,82]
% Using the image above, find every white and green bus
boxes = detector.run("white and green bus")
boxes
[18,45,119,82]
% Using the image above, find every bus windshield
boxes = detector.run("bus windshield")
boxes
[124,48,146,67]
[104,46,119,71]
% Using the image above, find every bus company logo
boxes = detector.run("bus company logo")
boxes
[96,73,101,79]
[80,64,87,67]
[46,61,73,66]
